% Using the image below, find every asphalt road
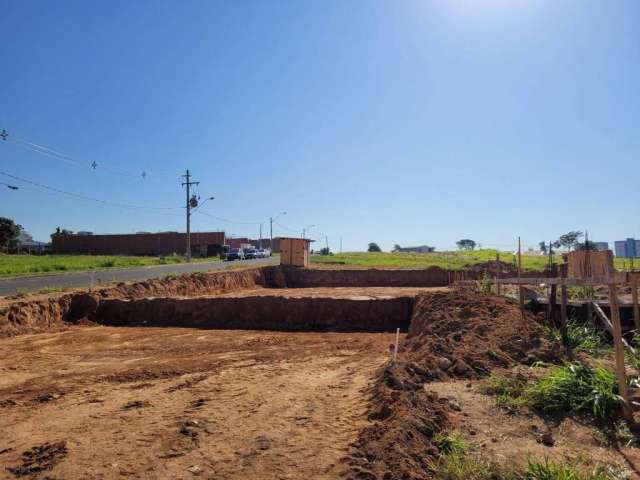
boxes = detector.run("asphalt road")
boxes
[0,257,277,297]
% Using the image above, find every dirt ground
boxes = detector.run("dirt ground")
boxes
[0,326,399,479]
[428,377,640,477]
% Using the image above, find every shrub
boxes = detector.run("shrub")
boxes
[433,431,469,455]
[528,363,619,421]
[548,323,608,355]
[475,272,492,294]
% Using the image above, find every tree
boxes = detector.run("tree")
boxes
[456,239,476,251]
[576,240,598,251]
[392,244,402,253]
[539,241,547,254]
[0,217,22,249]
[553,231,583,251]
[51,227,74,240]
[320,247,331,255]
[368,242,381,252]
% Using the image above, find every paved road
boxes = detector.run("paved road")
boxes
[0,257,277,297]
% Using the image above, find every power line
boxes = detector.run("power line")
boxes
[0,171,183,215]
[3,130,180,181]
[195,209,262,225]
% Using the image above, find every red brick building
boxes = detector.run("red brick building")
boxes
[52,231,225,256]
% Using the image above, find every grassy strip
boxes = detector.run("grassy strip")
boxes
[431,431,624,479]
[311,250,638,272]
[311,250,549,271]
[0,254,220,277]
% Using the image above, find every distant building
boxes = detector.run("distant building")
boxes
[614,238,639,257]
[393,245,435,253]
[52,231,225,257]
[594,242,609,251]
[17,231,49,254]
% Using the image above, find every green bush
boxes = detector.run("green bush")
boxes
[433,431,469,455]
[548,323,608,355]
[528,363,619,421]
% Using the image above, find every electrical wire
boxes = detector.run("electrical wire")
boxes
[195,209,262,225]
[0,171,183,216]
[5,134,181,181]
[273,220,298,234]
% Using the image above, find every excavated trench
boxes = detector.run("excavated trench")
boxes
[91,293,416,332]
[0,266,460,337]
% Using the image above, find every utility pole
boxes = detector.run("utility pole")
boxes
[340,236,342,254]
[325,235,329,252]
[259,224,263,250]
[269,212,286,251]
[181,169,199,262]
[270,217,273,250]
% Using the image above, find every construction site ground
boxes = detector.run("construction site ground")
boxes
[0,325,399,479]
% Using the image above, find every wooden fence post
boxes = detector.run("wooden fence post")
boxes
[547,264,557,325]
[518,237,524,319]
[560,280,568,340]
[632,276,640,334]
[495,253,501,295]
[608,284,633,423]
[560,261,568,340]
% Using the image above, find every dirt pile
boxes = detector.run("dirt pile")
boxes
[0,268,264,337]
[405,290,560,379]
[344,291,561,480]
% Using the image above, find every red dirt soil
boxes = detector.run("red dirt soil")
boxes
[344,290,561,480]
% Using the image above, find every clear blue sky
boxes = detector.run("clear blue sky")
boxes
[1,0,638,251]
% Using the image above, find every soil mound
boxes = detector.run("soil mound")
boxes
[344,291,561,480]
[405,290,560,379]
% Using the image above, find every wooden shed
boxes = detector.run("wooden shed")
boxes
[567,250,615,279]
[279,237,314,267]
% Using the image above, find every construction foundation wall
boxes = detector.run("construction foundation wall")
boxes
[266,266,455,288]
[92,295,414,332]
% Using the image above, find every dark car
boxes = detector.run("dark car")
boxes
[226,248,245,261]
[243,248,257,259]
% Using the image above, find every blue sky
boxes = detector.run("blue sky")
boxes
[1,0,638,251]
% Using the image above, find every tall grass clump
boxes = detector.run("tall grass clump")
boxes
[523,458,626,480]
[548,322,608,355]
[529,363,619,421]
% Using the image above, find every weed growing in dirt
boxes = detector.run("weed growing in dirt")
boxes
[528,363,619,422]
[478,373,530,413]
[522,458,627,480]
[548,323,609,355]
[433,431,469,455]
[475,272,493,294]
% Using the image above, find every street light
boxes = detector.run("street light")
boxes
[269,211,286,250]
[302,224,315,239]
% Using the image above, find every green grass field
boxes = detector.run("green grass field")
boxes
[310,250,640,273]
[0,254,219,277]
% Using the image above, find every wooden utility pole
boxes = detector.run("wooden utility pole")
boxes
[608,284,634,422]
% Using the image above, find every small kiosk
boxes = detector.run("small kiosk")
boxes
[279,237,313,267]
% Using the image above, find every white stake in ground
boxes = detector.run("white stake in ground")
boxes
[393,328,400,362]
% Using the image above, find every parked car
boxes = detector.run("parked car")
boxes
[226,248,245,261]
[244,248,257,259]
